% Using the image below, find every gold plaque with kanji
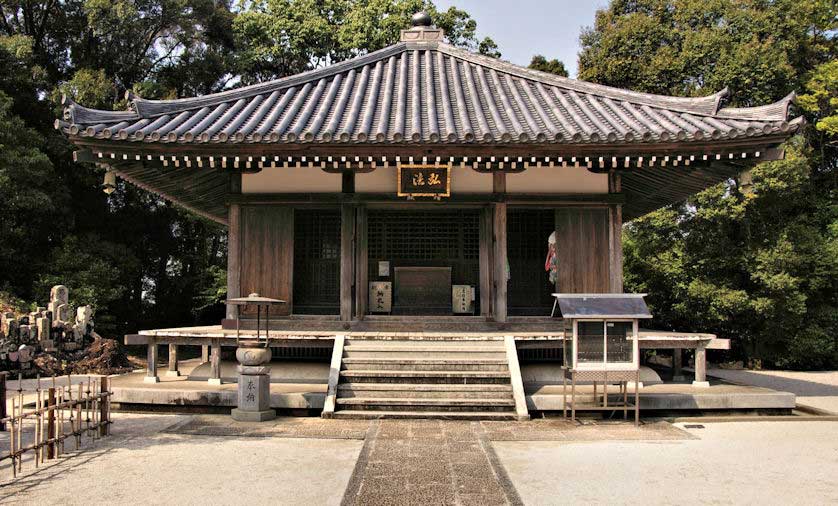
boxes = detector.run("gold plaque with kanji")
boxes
[397,164,451,197]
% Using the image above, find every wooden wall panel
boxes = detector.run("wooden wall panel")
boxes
[240,206,294,316]
[554,208,611,294]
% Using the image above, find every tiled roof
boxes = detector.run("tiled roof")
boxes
[58,40,800,147]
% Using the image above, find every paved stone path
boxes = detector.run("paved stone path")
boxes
[341,420,521,506]
[162,416,694,506]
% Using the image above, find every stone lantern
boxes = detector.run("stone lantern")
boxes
[226,293,285,422]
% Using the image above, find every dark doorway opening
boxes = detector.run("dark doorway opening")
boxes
[293,209,341,314]
[508,208,555,316]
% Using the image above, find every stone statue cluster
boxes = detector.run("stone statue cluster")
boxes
[1,285,94,372]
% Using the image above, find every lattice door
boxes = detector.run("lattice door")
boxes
[293,209,341,314]
[507,209,556,315]
[367,209,480,315]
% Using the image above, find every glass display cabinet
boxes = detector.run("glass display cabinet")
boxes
[553,293,653,425]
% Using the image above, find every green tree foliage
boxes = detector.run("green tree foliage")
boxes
[528,55,568,77]
[799,60,838,137]
[233,0,498,83]
[0,1,234,333]
[581,0,838,369]
[0,37,68,297]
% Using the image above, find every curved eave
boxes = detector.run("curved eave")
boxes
[64,126,800,161]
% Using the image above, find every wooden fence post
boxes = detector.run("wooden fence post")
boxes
[47,387,56,459]
[99,378,109,437]
[0,372,6,431]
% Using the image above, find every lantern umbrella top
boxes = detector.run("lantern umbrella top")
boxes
[226,293,286,305]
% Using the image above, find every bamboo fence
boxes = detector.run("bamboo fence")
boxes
[0,373,112,479]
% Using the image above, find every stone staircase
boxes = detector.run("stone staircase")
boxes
[324,338,529,420]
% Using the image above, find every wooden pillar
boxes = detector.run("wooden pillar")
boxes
[226,202,241,320]
[493,202,508,323]
[166,344,180,377]
[201,344,209,363]
[340,204,356,323]
[355,206,368,320]
[608,205,623,293]
[673,349,684,380]
[479,207,494,317]
[144,339,159,383]
[209,338,222,385]
[608,171,623,293]
[693,346,709,387]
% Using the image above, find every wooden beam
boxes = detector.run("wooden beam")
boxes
[493,171,506,194]
[340,204,356,322]
[73,137,790,161]
[355,206,368,320]
[230,192,624,206]
[493,202,508,322]
[342,170,355,193]
[321,334,345,418]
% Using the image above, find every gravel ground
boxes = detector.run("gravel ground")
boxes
[0,413,362,506]
[706,369,838,413]
[494,421,838,505]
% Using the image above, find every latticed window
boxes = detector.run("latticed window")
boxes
[368,210,479,260]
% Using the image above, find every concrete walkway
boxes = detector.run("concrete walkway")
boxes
[706,369,838,414]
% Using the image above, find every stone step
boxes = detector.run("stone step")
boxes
[338,383,513,399]
[331,410,518,420]
[343,342,505,351]
[341,358,509,372]
[336,397,515,412]
[343,350,507,360]
[339,369,511,384]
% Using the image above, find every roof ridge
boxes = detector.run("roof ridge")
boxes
[716,92,796,121]
[130,43,414,118]
[436,43,731,117]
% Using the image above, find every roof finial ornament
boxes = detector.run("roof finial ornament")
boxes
[402,10,443,42]
[412,11,433,27]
